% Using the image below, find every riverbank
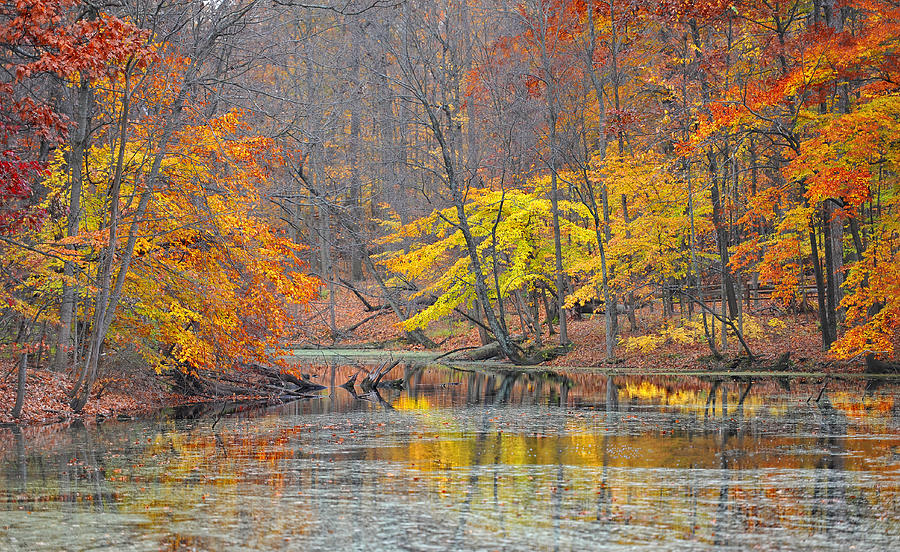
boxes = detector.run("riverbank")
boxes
[296,283,854,372]
[0,364,197,426]
[1,283,882,426]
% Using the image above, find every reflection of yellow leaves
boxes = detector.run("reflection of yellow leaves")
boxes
[393,396,432,410]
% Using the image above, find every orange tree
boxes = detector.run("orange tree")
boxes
[711,0,900,357]
[38,109,320,381]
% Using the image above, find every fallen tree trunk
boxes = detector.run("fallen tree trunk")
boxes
[461,342,503,361]
[342,309,390,333]
[360,359,401,391]
[340,372,359,389]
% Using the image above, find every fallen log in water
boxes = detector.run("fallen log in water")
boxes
[360,359,402,391]
[378,378,405,389]
[340,372,359,389]
[246,363,327,394]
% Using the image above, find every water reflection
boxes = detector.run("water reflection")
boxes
[1,367,898,551]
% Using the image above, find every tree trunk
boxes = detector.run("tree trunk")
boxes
[709,150,739,319]
[822,204,839,339]
[472,297,491,346]
[71,47,201,411]
[536,4,568,348]
[581,5,617,357]
[809,223,835,349]
[54,79,92,372]
[71,69,135,410]
[827,200,844,314]
[11,353,27,419]
[541,285,555,335]
[548,95,568,347]
[348,39,364,281]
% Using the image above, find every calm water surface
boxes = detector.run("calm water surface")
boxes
[1,366,898,551]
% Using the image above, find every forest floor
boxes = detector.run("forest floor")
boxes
[2,281,869,426]
[0,360,198,426]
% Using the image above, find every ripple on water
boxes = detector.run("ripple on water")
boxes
[1,370,898,551]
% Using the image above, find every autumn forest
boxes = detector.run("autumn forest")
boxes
[1,0,899,420]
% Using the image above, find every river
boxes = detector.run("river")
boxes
[1,364,898,551]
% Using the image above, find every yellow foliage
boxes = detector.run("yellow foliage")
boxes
[767,318,786,329]
[621,314,772,353]
[621,334,666,353]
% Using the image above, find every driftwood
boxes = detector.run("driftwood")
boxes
[340,372,359,389]
[274,369,327,392]
[264,384,323,398]
[433,345,481,362]
[357,389,395,409]
[378,378,405,389]
[360,359,401,391]
[168,369,256,397]
[436,340,566,365]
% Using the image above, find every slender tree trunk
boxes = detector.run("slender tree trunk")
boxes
[687,161,699,318]
[71,69,135,409]
[720,274,728,351]
[516,289,542,348]
[348,46,364,281]
[809,223,834,349]
[55,80,92,372]
[583,6,616,357]
[319,201,336,338]
[592,215,616,359]
[547,87,568,347]
[822,205,839,339]
[827,201,845,314]
[535,5,568,347]
[708,150,739,319]
[70,48,201,411]
[621,195,638,331]
[472,297,491,346]
[849,214,865,262]
[541,285,555,335]
[11,353,27,419]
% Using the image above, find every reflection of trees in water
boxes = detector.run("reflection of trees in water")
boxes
[223,362,898,423]
[258,364,578,414]
[811,391,852,535]
[494,371,519,404]
[10,425,25,497]
[714,383,735,548]
[594,376,618,534]
[451,407,496,546]
[0,369,897,551]
[0,421,131,514]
